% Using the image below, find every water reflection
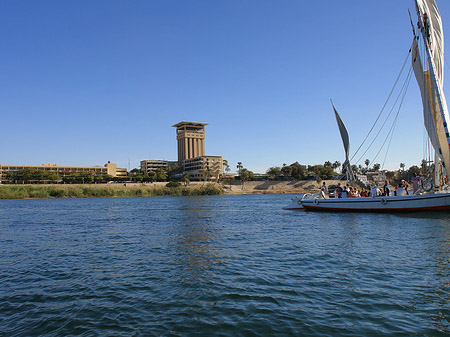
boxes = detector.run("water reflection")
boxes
[429,220,450,333]
[170,197,223,286]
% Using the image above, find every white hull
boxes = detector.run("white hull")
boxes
[299,192,450,212]
[283,196,304,210]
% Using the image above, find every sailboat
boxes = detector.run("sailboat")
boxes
[299,0,450,212]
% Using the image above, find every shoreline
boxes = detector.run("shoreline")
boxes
[221,180,325,195]
[0,180,327,200]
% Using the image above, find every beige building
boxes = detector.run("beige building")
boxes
[0,162,127,182]
[140,160,177,175]
[172,121,223,181]
[183,156,223,181]
[173,121,207,162]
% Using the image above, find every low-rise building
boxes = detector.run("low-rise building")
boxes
[356,174,369,186]
[367,172,387,185]
[140,160,177,175]
[0,162,127,182]
[183,156,223,181]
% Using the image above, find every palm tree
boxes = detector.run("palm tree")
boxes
[332,161,341,172]
[205,168,212,182]
[181,172,190,186]
[223,160,230,176]
[400,163,405,171]
[236,162,243,176]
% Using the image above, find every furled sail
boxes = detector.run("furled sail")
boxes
[413,0,450,178]
[332,103,354,181]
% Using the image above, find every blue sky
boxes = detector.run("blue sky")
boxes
[1,0,450,173]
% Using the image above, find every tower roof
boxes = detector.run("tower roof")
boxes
[172,121,208,128]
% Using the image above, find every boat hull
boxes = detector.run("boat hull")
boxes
[283,196,304,210]
[300,193,450,212]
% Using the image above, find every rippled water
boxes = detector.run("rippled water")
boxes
[1,194,450,336]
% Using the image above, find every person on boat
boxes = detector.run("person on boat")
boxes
[336,183,343,198]
[411,173,421,194]
[383,181,391,196]
[341,184,349,198]
[401,180,409,195]
[361,189,369,197]
[397,182,407,196]
[348,187,354,198]
[370,185,380,197]
[320,182,328,194]
[352,188,360,198]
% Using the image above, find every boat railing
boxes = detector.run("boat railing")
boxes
[301,191,327,201]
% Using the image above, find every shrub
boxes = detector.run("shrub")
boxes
[49,188,65,197]
[166,181,181,188]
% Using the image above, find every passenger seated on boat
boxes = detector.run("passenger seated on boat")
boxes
[348,187,358,198]
[361,189,369,197]
[341,184,350,198]
[336,183,344,198]
[397,183,407,196]
[347,188,354,198]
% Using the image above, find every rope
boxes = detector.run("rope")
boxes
[354,66,413,166]
[377,69,413,168]
[350,43,413,163]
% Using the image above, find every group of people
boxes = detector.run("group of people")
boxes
[320,179,414,199]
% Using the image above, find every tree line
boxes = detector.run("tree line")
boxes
[2,159,431,185]
[264,159,430,185]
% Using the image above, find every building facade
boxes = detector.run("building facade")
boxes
[172,121,207,162]
[140,160,177,175]
[367,172,387,185]
[0,162,127,182]
[183,156,223,181]
[172,121,223,181]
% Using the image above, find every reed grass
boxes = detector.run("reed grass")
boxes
[0,184,223,199]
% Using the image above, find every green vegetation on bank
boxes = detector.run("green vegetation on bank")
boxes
[0,184,223,200]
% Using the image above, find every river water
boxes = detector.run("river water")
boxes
[1,194,449,336]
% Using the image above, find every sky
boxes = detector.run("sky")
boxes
[1,0,450,174]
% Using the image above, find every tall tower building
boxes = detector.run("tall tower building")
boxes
[172,121,208,162]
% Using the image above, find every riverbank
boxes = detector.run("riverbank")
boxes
[222,180,328,195]
[0,180,329,199]
[0,183,223,199]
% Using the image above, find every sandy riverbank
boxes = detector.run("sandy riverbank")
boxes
[126,180,328,195]
[80,180,330,194]
[0,180,330,199]
[220,180,331,195]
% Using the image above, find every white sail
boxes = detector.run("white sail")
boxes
[412,38,445,164]
[414,0,450,178]
[415,0,444,84]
